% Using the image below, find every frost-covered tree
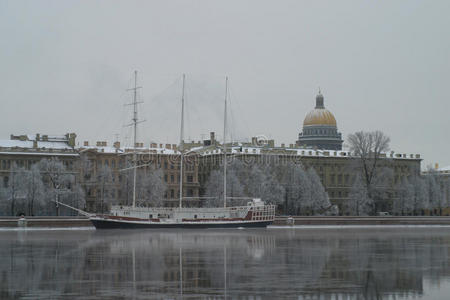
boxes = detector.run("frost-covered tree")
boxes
[2,163,23,216]
[346,174,372,216]
[204,160,245,207]
[370,167,394,213]
[425,169,443,215]
[306,168,332,214]
[135,166,166,207]
[410,176,429,215]
[246,165,285,206]
[17,164,46,216]
[38,158,80,216]
[120,158,134,206]
[393,178,414,215]
[97,164,113,213]
[278,163,310,215]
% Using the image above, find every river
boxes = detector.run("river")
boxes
[1,226,450,299]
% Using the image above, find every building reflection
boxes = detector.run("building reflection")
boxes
[1,228,450,299]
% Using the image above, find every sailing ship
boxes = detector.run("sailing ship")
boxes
[90,73,276,229]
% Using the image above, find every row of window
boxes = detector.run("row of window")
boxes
[303,128,338,136]
[163,174,195,184]
[0,159,74,171]
[167,189,195,198]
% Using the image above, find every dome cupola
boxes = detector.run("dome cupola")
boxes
[296,90,343,150]
[303,91,337,127]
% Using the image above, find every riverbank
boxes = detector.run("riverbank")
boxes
[273,216,450,226]
[2,216,450,228]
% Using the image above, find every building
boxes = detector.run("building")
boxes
[422,164,450,212]
[193,135,421,214]
[297,91,343,150]
[0,133,79,187]
[77,140,201,211]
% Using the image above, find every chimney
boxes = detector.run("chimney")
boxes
[150,142,157,148]
[67,133,77,147]
[159,143,163,148]
[96,141,102,147]
[289,144,294,148]
[172,144,177,150]
[210,132,215,143]
[36,133,40,141]
[166,144,172,150]
[84,141,89,147]
[33,140,38,148]
[281,143,285,148]
[113,141,120,149]
[435,163,439,170]
[252,137,257,145]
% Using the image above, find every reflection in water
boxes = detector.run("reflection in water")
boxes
[1,227,450,299]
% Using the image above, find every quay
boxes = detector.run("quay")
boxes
[2,216,450,228]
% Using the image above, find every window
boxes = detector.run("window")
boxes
[170,189,174,198]
[188,189,193,197]
[164,174,168,182]
[170,175,174,183]
[187,175,193,183]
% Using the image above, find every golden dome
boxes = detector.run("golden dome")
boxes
[303,108,337,126]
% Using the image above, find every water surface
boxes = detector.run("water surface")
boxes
[1,227,450,299]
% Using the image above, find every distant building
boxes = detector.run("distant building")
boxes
[297,91,343,150]
[422,164,450,209]
[0,133,79,188]
[193,135,421,214]
[77,140,200,211]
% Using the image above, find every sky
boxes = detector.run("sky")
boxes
[0,0,449,169]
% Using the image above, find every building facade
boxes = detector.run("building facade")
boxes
[193,138,421,214]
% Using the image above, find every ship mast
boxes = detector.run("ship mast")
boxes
[179,74,186,208]
[223,77,228,208]
[127,70,142,208]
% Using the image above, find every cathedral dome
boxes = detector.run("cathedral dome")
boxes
[297,90,343,150]
[303,108,337,126]
[303,92,337,126]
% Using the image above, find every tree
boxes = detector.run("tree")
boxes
[246,165,285,206]
[17,164,46,216]
[97,164,113,213]
[204,160,245,207]
[393,178,414,215]
[278,163,310,215]
[347,131,390,205]
[410,176,429,215]
[306,168,332,214]
[425,168,443,215]
[346,174,372,216]
[38,158,78,216]
[135,166,166,207]
[120,158,134,206]
[3,163,22,216]
[371,167,395,212]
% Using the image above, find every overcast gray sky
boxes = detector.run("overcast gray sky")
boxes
[1,0,449,169]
